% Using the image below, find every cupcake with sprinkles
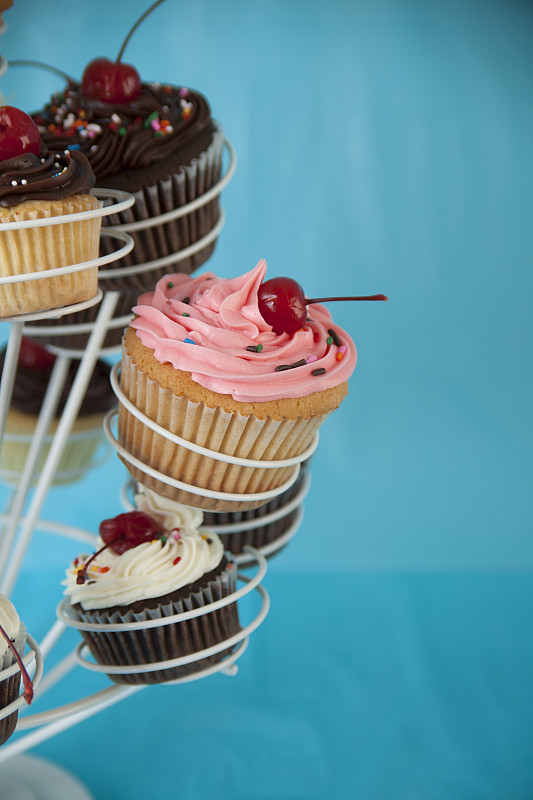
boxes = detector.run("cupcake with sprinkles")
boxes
[63,492,241,685]
[32,1,225,291]
[117,259,384,511]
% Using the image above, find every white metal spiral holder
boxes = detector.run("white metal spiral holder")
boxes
[0,187,136,791]
[0,138,271,788]
[0,189,135,597]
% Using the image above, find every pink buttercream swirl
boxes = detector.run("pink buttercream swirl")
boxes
[131,259,357,402]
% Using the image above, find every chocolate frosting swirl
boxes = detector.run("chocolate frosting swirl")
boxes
[33,82,215,185]
[0,147,95,208]
[0,350,115,417]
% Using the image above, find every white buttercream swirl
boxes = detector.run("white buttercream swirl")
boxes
[134,486,203,533]
[63,495,224,611]
[0,594,20,658]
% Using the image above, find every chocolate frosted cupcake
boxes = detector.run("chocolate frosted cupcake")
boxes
[0,337,115,485]
[0,594,26,746]
[0,106,102,317]
[63,496,241,685]
[34,82,224,291]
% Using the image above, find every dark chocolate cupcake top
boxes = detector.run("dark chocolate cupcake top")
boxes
[0,147,95,208]
[33,83,216,192]
[0,340,114,417]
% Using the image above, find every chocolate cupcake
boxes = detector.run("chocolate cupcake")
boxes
[0,337,115,486]
[62,500,241,685]
[33,82,224,291]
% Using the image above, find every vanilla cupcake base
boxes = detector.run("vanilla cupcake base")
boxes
[117,330,336,511]
[0,194,102,317]
[0,410,108,486]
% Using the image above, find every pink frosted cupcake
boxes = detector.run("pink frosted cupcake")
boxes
[116,259,357,511]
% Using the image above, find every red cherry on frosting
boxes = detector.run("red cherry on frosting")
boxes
[81,57,141,104]
[0,106,41,162]
[258,277,307,335]
[99,510,161,554]
[77,511,161,584]
[18,337,56,371]
[258,277,388,335]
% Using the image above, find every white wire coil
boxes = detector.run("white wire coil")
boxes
[0,635,44,722]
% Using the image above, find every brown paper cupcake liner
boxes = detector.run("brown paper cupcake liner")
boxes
[0,625,26,746]
[98,128,225,292]
[117,350,326,512]
[0,195,102,317]
[73,561,240,685]
[25,288,137,351]
[203,469,310,559]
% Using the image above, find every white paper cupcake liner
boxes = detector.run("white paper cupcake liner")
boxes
[117,349,326,511]
[0,195,102,317]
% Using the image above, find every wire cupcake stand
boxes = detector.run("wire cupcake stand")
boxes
[0,138,307,796]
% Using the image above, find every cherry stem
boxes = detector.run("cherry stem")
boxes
[76,543,110,585]
[116,0,167,63]
[8,60,75,84]
[0,622,34,704]
[306,294,388,304]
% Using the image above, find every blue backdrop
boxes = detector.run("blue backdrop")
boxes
[0,0,532,798]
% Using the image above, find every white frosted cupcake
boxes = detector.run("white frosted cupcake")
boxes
[63,494,241,684]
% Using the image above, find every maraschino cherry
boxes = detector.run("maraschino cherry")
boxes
[81,57,141,104]
[0,106,40,162]
[18,337,56,371]
[80,0,166,103]
[76,511,161,584]
[0,623,34,704]
[258,277,388,335]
